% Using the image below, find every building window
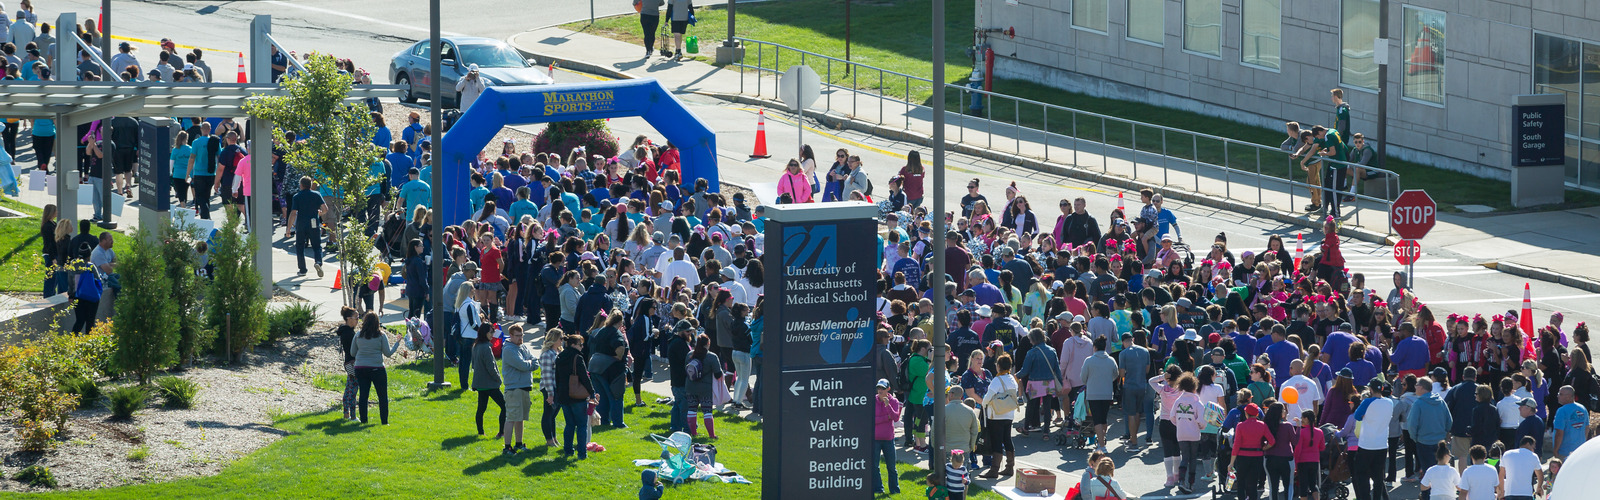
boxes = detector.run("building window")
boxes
[1534,33,1600,189]
[1241,0,1281,69]
[1340,0,1379,89]
[1401,7,1445,104]
[1184,0,1221,56]
[1127,0,1164,44]
[1073,0,1108,33]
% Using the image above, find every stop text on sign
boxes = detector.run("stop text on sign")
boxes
[1391,205,1434,226]
[1393,239,1421,266]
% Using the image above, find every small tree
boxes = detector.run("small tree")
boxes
[243,54,383,309]
[533,119,620,160]
[111,230,179,384]
[204,218,268,363]
[159,221,210,366]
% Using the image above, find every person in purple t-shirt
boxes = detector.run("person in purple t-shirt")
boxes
[1391,322,1431,379]
[967,269,1003,307]
[1322,327,1359,373]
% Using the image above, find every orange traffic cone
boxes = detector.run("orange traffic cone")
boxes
[1293,232,1304,275]
[1520,284,1534,339]
[749,110,771,159]
[1117,192,1124,212]
[331,269,343,290]
[236,52,248,83]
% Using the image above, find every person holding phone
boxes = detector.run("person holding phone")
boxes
[455,63,488,111]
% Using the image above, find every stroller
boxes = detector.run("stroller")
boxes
[1051,391,1095,449]
[649,432,717,484]
[1317,423,1352,500]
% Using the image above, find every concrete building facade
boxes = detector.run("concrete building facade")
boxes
[978,0,1600,191]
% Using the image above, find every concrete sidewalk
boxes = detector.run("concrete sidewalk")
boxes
[509,25,1600,292]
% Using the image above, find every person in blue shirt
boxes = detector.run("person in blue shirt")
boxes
[170,131,193,206]
[468,172,489,217]
[1552,386,1588,459]
[1264,324,1300,389]
[489,172,514,210]
[1152,304,1186,358]
[504,164,528,193]
[371,112,392,150]
[400,111,423,146]
[385,141,413,188]
[396,168,431,222]
[508,186,538,226]
[576,209,601,239]
[1151,193,1181,241]
[1512,398,1545,455]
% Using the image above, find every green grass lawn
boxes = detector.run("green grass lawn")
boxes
[0,197,133,293]
[4,359,996,499]
[564,0,1600,212]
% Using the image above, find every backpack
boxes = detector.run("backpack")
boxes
[895,354,916,393]
[686,356,706,382]
[76,271,103,302]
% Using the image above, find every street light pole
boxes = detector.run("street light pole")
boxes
[929,0,948,477]
[427,0,450,390]
[97,0,115,229]
[1376,0,1389,170]
[844,0,851,73]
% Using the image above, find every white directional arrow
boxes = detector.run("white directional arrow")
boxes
[789,381,804,396]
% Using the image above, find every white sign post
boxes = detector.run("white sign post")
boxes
[778,65,821,158]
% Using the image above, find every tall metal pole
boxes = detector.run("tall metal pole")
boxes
[427,0,450,390]
[726,0,736,47]
[1376,0,1389,170]
[929,0,948,476]
[97,0,114,229]
[844,0,851,71]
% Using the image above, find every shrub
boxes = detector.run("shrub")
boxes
[108,385,151,420]
[14,465,57,488]
[127,445,150,461]
[532,119,619,160]
[158,220,211,365]
[59,375,101,408]
[154,376,200,409]
[265,303,320,344]
[204,218,269,363]
[0,346,81,451]
[112,228,180,384]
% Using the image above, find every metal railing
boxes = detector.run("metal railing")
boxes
[731,37,1402,234]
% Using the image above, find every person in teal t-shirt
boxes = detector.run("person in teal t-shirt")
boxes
[1552,386,1589,459]
[170,132,193,206]
[507,187,538,226]
[468,172,490,216]
[397,168,431,222]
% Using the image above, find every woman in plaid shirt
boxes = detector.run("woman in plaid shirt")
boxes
[538,331,564,447]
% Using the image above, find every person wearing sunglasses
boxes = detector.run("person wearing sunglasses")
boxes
[776,159,813,203]
[822,148,850,202]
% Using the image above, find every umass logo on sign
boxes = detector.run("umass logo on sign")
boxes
[782,224,838,268]
[782,223,872,365]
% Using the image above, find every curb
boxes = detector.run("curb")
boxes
[1486,262,1600,294]
[699,89,1395,247]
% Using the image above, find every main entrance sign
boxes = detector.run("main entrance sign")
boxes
[762,202,880,500]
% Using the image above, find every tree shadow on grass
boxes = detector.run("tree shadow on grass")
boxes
[303,418,365,436]
[441,434,482,450]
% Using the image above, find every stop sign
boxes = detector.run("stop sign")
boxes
[1394,239,1422,266]
[1391,190,1437,240]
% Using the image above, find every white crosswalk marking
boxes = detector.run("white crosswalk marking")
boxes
[1307,240,1483,279]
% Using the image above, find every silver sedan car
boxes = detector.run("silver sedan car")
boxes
[388,37,554,107]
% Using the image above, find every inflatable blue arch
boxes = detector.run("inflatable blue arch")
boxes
[439,78,718,225]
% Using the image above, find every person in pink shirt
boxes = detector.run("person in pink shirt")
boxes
[1058,322,1094,413]
[1231,403,1275,500]
[1151,365,1186,488]
[232,151,252,218]
[873,378,904,494]
[776,159,812,203]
